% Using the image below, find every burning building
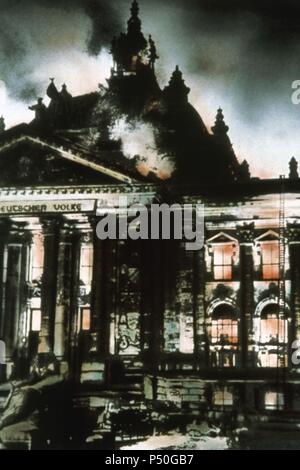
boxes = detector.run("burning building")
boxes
[0,0,299,450]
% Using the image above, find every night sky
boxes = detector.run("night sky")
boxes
[0,0,300,178]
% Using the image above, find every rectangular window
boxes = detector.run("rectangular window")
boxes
[265,391,284,410]
[80,245,93,289]
[261,242,279,280]
[213,388,233,407]
[79,244,94,304]
[213,245,233,280]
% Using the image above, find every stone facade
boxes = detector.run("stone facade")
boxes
[0,0,299,450]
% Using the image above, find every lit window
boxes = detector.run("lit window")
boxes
[213,388,233,407]
[31,309,41,332]
[211,319,238,345]
[265,391,284,410]
[261,242,279,280]
[210,304,238,367]
[80,245,93,291]
[256,305,288,368]
[260,315,287,344]
[31,234,45,282]
[77,308,91,332]
[259,352,288,368]
[213,245,233,280]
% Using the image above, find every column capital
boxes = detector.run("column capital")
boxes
[79,231,93,244]
[8,220,31,243]
[237,222,255,244]
[287,223,300,243]
[40,217,60,235]
[88,214,101,228]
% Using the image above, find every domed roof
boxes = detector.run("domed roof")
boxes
[20,0,249,185]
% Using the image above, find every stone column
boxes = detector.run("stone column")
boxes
[194,247,207,368]
[0,220,9,340]
[287,224,300,345]
[140,239,154,357]
[54,219,76,373]
[237,223,255,368]
[77,217,110,384]
[151,239,165,364]
[39,218,59,354]
[102,239,118,357]
[71,227,93,373]
[90,217,105,357]
[2,222,29,377]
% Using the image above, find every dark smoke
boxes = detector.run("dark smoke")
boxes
[0,0,299,176]
[85,0,122,55]
[0,0,122,101]
[141,0,300,120]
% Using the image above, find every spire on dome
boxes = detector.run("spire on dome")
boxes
[127,0,143,37]
[163,65,190,104]
[289,156,299,179]
[0,116,5,134]
[240,159,251,180]
[109,1,151,75]
[212,108,229,135]
[131,0,139,18]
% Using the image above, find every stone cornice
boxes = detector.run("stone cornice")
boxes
[0,184,159,199]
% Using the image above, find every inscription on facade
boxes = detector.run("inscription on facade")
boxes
[0,200,95,214]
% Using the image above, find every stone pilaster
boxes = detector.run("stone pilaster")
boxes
[194,246,207,368]
[89,220,119,358]
[237,223,255,368]
[2,222,29,377]
[0,220,10,340]
[54,219,76,371]
[89,217,105,357]
[102,239,118,357]
[152,239,166,364]
[71,228,93,373]
[140,239,152,356]
[39,218,59,354]
[287,224,300,344]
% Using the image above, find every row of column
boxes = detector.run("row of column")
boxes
[2,216,300,378]
[0,217,93,377]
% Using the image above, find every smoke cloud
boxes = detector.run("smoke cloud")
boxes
[0,0,299,177]
[0,0,122,102]
[140,0,300,177]
[109,118,175,178]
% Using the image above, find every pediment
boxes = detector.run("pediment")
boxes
[207,231,238,244]
[255,230,279,243]
[0,136,137,187]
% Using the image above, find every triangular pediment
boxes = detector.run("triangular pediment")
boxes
[207,231,238,244]
[0,135,137,187]
[255,230,279,242]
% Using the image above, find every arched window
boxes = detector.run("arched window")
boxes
[210,304,238,367]
[255,303,288,368]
